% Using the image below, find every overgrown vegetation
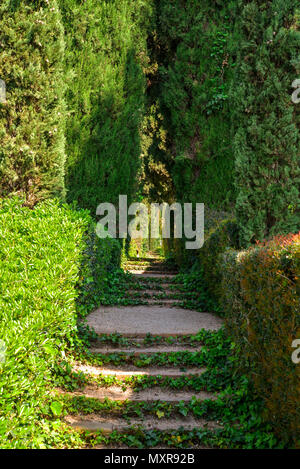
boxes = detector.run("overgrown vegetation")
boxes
[54,328,287,449]
[0,198,90,446]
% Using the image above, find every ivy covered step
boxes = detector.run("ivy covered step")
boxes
[64,385,218,403]
[127,299,183,307]
[64,414,220,434]
[125,280,178,291]
[79,349,211,370]
[89,344,203,354]
[126,289,185,298]
[129,273,178,279]
[72,362,207,379]
[124,266,178,273]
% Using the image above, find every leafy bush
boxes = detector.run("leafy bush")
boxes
[0,198,91,447]
[221,232,300,446]
[0,1,66,205]
[199,215,239,302]
[76,229,122,317]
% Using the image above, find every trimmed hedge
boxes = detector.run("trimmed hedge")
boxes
[0,198,89,446]
[199,213,239,302]
[222,233,300,446]
[0,198,119,447]
[233,0,300,245]
[60,0,153,213]
[0,1,66,204]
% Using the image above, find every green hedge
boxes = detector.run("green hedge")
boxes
[232,0,300,245]
[221,233,300,446]
[200,220,240,302]
[151,0,237,209]
[0,198,102,447]
[198,210,239,302]
[0,1,66,204]
[60,0,153,213]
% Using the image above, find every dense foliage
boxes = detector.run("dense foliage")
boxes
[0,0,299,450]
[151,0,237,209]
[0,198,90,446]
[60,0,153,213]
[232,0,300,245]
[222,232,300,445]
[0,1,66,205]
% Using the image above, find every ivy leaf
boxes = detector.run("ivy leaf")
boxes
[156,410,165,419]
[50,401,63,417]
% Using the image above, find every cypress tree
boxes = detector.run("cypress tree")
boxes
[60,0,153,213]
[232,0,300,245]
[150,0,237,209]
[0,0,66,205]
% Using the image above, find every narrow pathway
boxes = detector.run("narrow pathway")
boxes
[63,257,225,448]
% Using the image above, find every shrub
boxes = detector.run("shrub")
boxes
[0,198,91,447]
[77,228,122,317]
[199,214,239,302]
[222,232,300,446]
[0,1,66,205]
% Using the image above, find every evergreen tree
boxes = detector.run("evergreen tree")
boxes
[150,0,238,209]
[60,0,153,213]
[0,0,66,205]
[232,0,300,245]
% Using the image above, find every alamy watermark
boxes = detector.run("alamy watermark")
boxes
[291,339,300,364]
[291,79,300,104]
[96,195,204,249]
[0,79,6,103]
[0,340,6,364]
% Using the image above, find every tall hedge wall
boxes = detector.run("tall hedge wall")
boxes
[150,0,238,209]
[60,0,154,213]
[232,0,300,246]
[0,0,66,205]
[152,0,299,245]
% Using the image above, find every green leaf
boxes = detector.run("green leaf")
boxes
[50,401,63,417]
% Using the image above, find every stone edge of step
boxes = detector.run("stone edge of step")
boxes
[64,414,222,433]
[73,362,207,379]
[89,344,203,354]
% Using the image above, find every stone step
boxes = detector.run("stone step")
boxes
[127,257,164,262]
[87,306,223,337]
[94,336,196,347]
[125,261,174,266]
[126,282,178,291]
[134,299,183,306]
[124,265,178,274]
[90,344,203,354]
[68,385,217,402]
[73,363,207,379]
[130,274,178,280]
[65,414,220,433]
[127,289,184,297]
[128,270,178,276]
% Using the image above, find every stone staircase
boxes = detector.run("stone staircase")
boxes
[63,257,224,447]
